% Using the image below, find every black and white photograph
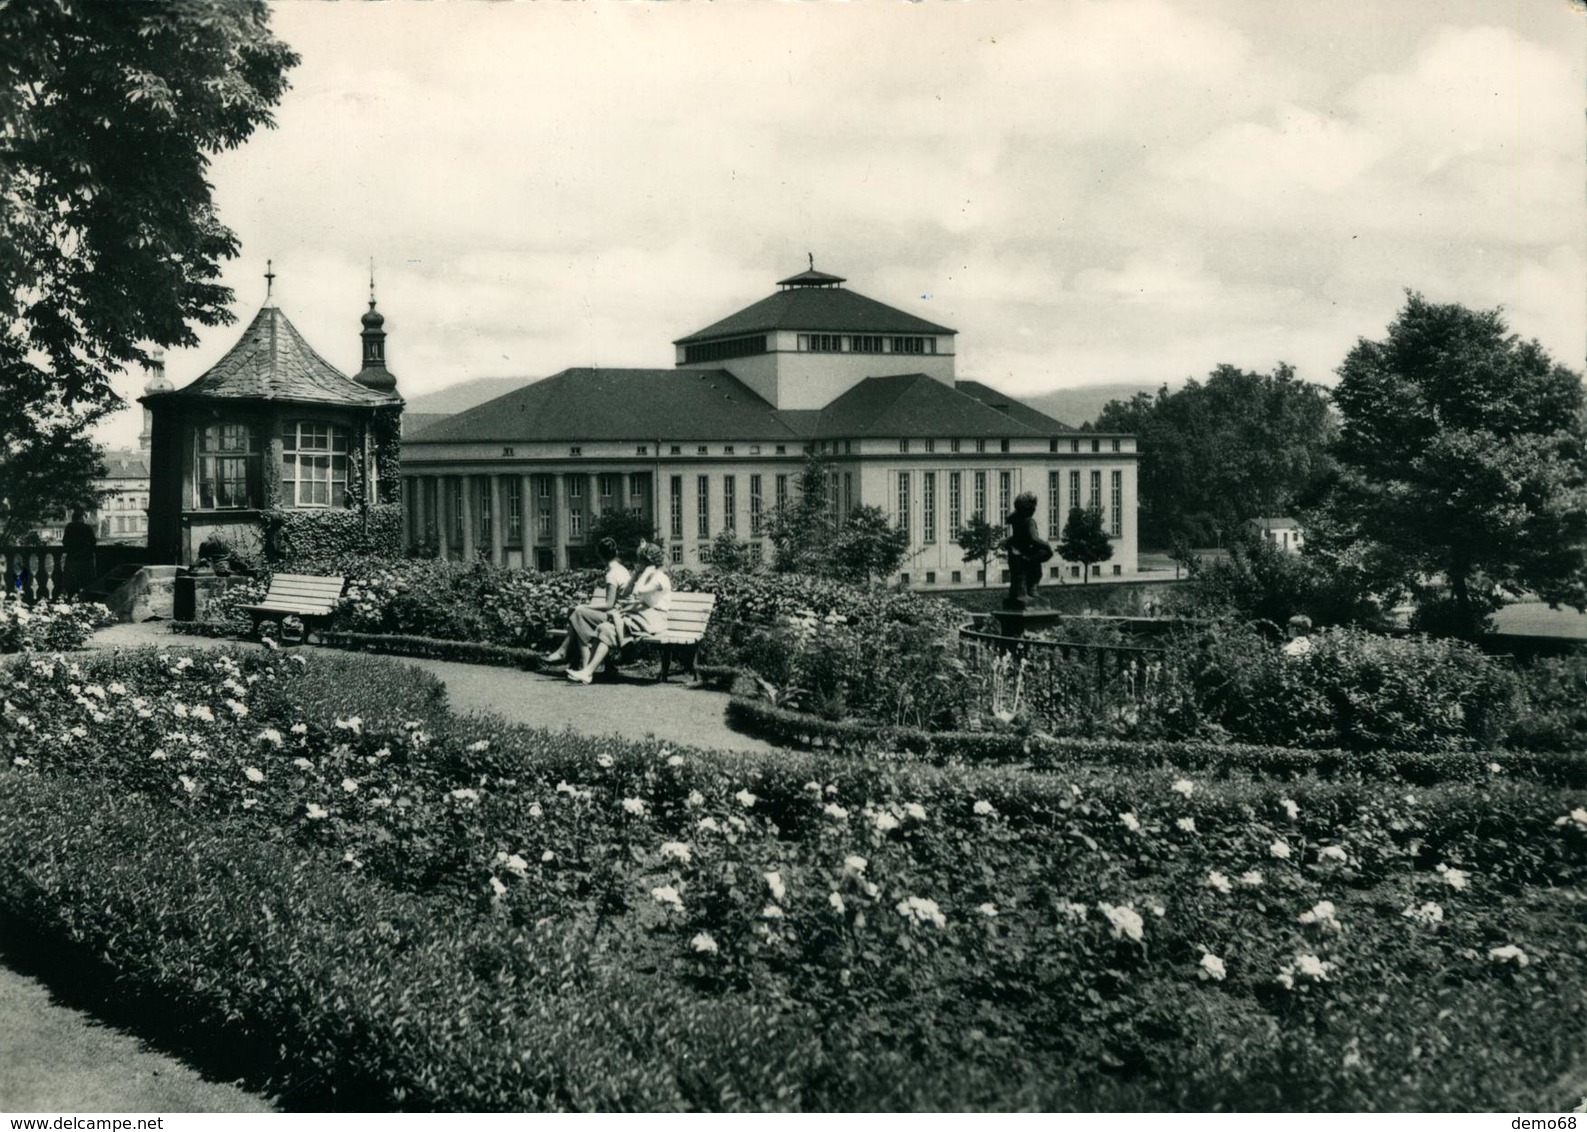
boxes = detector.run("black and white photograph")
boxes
[1,0,1584,1117]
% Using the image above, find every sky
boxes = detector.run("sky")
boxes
[100,0,1586,449]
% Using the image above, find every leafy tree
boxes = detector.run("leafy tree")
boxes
[954,513,1003,586]
[1312,292,1587,637]
[763,453,835,574]
[1058,505,1113,583]
[588,508,656,565]
[0,2,297,544]
[826,505,911,585]
[1092,364,1335,548]
[706,528,753,573]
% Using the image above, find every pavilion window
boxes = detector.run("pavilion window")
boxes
[280,421,349,508]
[196,423,261,509]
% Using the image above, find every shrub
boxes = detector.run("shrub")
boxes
[1183,623,1521,751]
[0,596,111,652]
[1507,652,1587,753]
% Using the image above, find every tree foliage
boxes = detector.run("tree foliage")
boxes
[1092,364,1335,548]
[706,528,753,573]
[588,508,656,564]
[763,454,835,574]
[954,513,1003,586]
[1311,292,1587,637]
[1058,505,1113,583]
[826,505,911,585]
[0,1,297,541]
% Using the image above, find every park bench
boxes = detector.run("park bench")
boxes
[242,573,345,641]
[585,586,717,683]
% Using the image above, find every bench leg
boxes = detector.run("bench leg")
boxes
[658,646,672,684]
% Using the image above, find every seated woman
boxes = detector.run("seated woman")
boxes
[542,537,631,671]
[566,541,671,685]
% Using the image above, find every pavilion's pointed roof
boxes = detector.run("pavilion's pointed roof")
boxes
[160,305,400,406]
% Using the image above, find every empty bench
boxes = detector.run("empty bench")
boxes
[586,587,717,683]
[242,573,345,640]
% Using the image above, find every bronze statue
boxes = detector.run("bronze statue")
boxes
[1002,491,1054,610]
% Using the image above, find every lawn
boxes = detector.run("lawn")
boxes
[1,645,1584,1111]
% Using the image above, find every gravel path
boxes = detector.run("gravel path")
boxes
[0,965,272,1113]
[88,620,773,754]
[3,620,773,1113]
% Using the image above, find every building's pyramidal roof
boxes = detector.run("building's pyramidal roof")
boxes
[165,305,399,406]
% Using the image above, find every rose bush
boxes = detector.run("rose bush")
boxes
[0,596,111,652]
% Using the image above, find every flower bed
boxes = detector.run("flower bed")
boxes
[1,647,1585,1110]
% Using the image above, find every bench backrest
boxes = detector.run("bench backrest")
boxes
[263,573,346,610]
[587,586,716,640]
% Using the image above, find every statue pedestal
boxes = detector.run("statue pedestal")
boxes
[989,608,1065,640]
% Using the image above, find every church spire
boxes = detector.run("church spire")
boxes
[353,263,398,393]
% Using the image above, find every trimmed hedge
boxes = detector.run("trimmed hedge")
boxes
[725,697,1587,787]
[316,629,546,670]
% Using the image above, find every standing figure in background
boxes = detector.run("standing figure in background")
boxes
[1001,491,1053,610]
[61,509,97,597]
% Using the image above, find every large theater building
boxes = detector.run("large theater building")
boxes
[401,266,1137,587]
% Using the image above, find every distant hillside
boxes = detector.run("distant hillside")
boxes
[1021,383,1165,430]
[403,376,535,417]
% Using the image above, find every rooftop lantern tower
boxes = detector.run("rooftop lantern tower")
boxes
[353,261,398,393]
[777,253,846,290]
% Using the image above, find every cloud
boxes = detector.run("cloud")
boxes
[91,1,1584,454]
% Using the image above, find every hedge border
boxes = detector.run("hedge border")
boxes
[315,629,546,670]
[724,696,1587,786]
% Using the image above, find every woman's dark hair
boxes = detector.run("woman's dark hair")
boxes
[597,536,620,562]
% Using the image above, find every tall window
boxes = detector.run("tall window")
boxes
[537,501,551,538]
[896,472,911,536]
[451,479,464,544]
[598,474,616,514]
[922,471,936,543]
[507,478,522,540]
[696,476,710,538]
[843,472,853,516]
[280,421,349,508]
[628,473,647,509]
[670,475,684,540]
[569,507,583,538]
[1111,470,1123,537]
[1069,470,1081,518]
[1091,469,1102,510]
[749,474,763,534]
[948,471,962,533]
[1048,472,1061,536]
[478,478,493,545]
[196,423,259,509]
[974,471,987,520]
[999,471,1011,518]
[723,475,737,531]
[775,474,789,512]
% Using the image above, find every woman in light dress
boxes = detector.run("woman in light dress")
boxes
[541,536,630,672]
